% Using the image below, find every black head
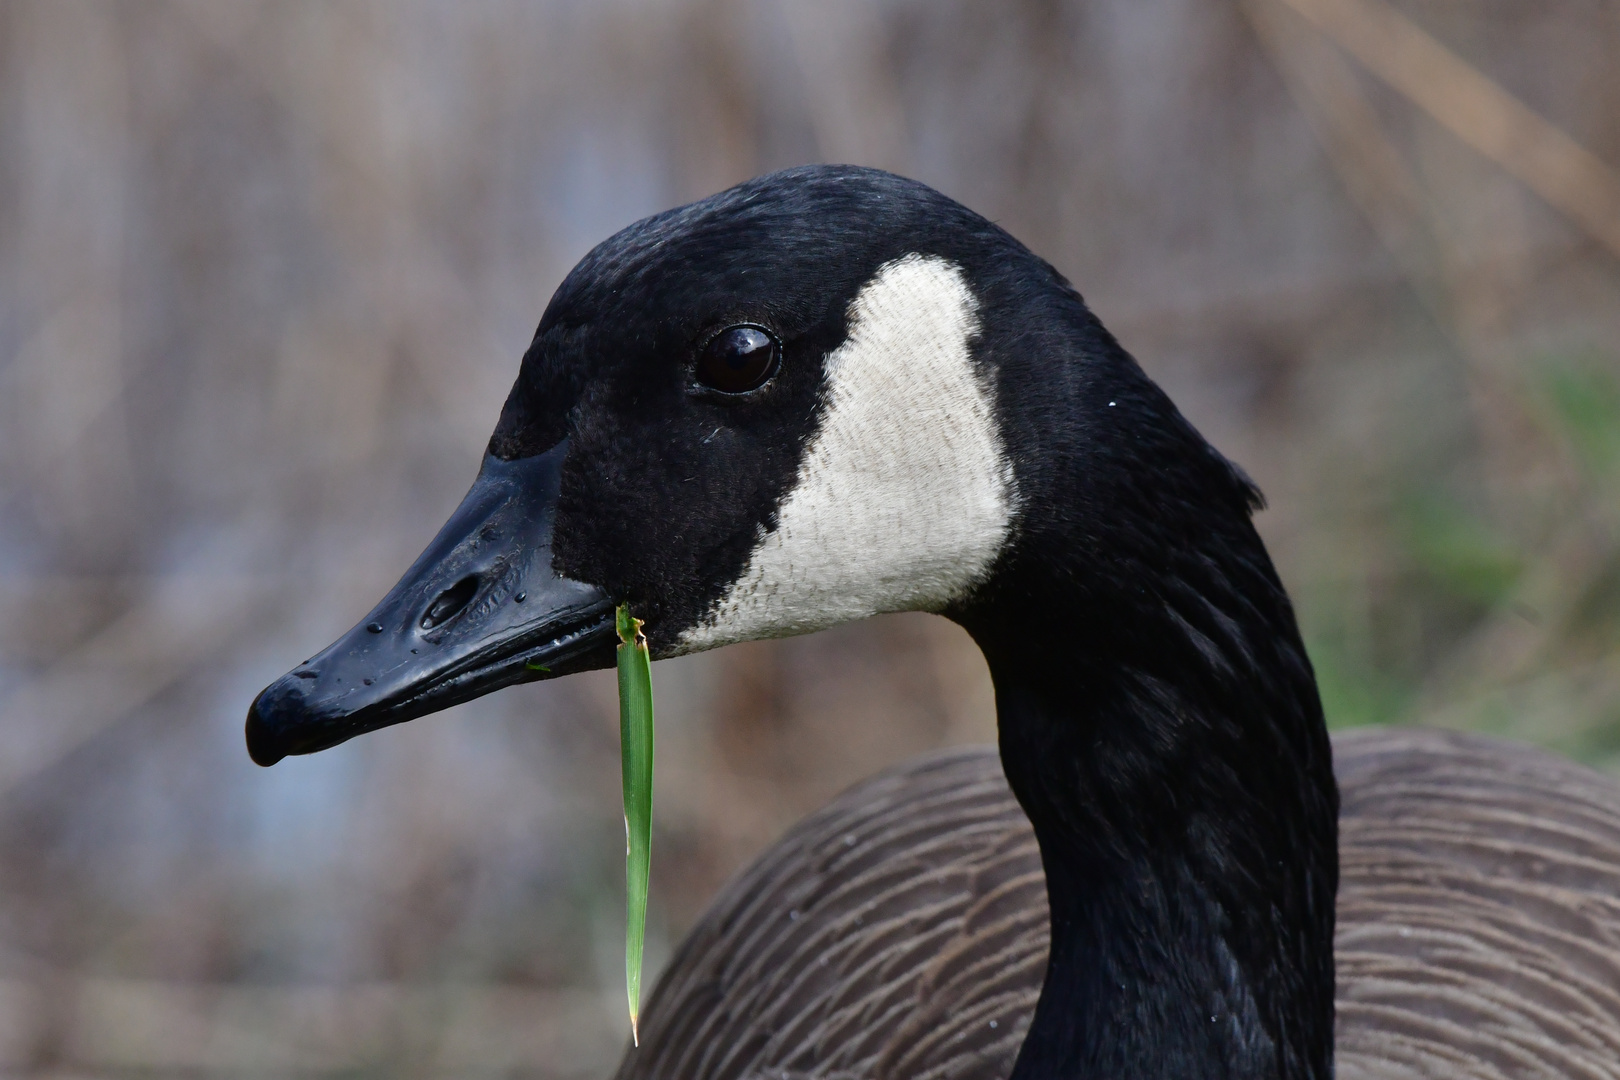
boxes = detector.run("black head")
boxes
[244,164,1259,768]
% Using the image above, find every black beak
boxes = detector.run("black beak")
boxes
[245,442,615,766]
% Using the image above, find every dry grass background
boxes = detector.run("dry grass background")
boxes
[1,1,1618,1076]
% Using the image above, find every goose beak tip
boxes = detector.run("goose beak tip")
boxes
[244,685,293,767]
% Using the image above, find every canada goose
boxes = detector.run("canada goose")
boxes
[246,165,1620,1080]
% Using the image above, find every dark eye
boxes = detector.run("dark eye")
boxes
[695,325,780,395]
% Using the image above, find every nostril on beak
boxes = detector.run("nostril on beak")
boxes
[421,575,479,630]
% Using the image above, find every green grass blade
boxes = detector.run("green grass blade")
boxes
[615,605,654,1045]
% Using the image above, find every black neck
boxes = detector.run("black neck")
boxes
[956,452,1337,1080]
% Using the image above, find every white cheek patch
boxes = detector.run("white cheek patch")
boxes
[679,253,1015,652]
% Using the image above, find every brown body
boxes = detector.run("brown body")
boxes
[619,729,1620,1080]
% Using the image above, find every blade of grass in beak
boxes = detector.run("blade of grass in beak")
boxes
[616,605,654,1045]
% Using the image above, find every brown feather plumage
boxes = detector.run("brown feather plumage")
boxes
[617,729,1620,1080]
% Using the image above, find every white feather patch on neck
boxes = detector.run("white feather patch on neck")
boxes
[678,253,1014,651]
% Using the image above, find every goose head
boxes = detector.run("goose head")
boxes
[246,164,1037,759]
[246,165,1334,1080]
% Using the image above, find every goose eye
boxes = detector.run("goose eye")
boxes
[695,325,779,395]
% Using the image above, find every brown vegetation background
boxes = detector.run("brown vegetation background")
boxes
[2,1,1618,1076]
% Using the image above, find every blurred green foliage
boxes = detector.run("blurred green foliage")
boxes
[1308,346,1620,771]
[1400,495,1522,608]
[1542,355,1620,480]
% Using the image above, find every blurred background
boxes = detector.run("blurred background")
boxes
[1,0,1618,1075]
